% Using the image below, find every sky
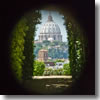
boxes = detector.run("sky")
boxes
[35,10,67,42]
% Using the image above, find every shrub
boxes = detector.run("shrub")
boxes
[43,68,53,76]
[43,68,64,76]
[56,68,64,75]
[63,63,71,75]
[33,61,45,76]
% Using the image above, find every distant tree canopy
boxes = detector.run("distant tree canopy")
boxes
[34,41,68,59]
[42,40,51,46]
[10,10,41,80]
[48,48,68,59]
[55,59,65,62]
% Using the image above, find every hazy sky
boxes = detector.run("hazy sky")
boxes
[35,10,67,42]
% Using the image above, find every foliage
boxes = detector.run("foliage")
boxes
[43,63,71,76]
[54,68,64,75]
[10,18,28,80]
[47,59,54,62]
[43,40,50,46]
[22,10,41,79]
[63,15,86,79]
[10,10,41,80]
[54,59,64,63]
[34,43,42,58]
[33,61,45,76]
[43,68,64,76]
[63,63,71,75]
[48,48,68,59]
[43,68,53,76]
[34,41,68,59]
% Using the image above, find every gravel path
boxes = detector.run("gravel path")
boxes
[32,75,72,79]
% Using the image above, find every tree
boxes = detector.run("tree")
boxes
[10,18,28,80]
[43,40,50,46]
[10,10,41,80]
[33,61,45,76]
[63,15,86,79]
[34,43,42,58]
[34,41,68,59]
[22,10,41,79]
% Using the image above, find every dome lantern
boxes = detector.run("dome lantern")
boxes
[47,12,53,21]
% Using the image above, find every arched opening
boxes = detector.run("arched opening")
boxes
[33,10,69,77]
[10,7,87,94]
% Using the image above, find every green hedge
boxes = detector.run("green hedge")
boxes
[33,61,45,76]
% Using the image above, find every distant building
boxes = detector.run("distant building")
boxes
[34,40,42,44]
[39,13,62,42]
[55,62,64,69]
[44,62,55,68]
[38,49,48,62]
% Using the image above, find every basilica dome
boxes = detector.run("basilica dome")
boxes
[39,14,62,42]
[40,20,61,34]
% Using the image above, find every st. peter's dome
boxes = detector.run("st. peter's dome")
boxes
[39,14,62,42]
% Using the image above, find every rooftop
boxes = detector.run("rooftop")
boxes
[39,49,48,52]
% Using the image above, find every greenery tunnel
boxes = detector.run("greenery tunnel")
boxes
[9,8,87,93]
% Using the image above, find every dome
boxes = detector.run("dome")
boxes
[40,16,61,34]
[39,14,62,42]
